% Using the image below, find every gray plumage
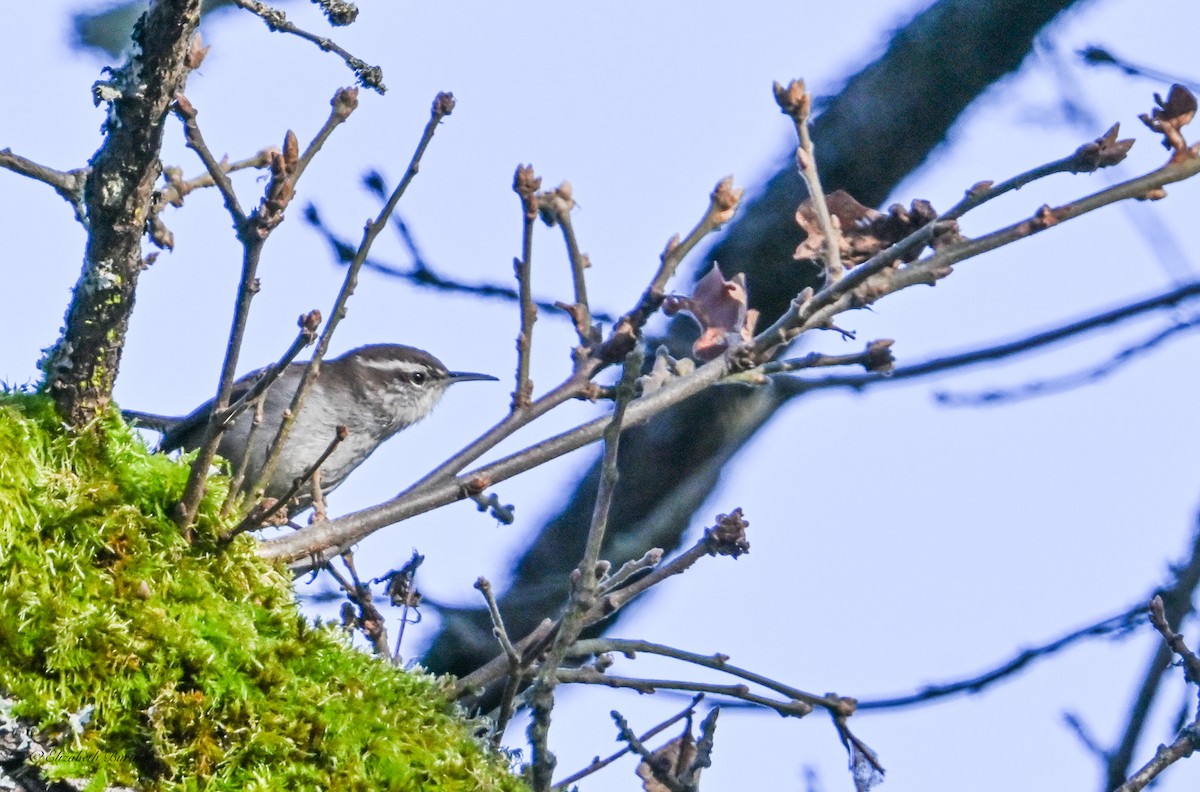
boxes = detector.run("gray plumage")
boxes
[124,344,495,514]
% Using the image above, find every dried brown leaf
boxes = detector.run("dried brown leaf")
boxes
[796,191,939,266]
[662,264,753,361]
[1139,84,1197,158]
[636,733,697,792]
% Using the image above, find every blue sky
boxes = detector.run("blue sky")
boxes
[3,1,1200,790]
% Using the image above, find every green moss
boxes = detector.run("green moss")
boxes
[0,393,524,791]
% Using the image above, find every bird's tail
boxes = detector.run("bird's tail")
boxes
[121,410,183,434]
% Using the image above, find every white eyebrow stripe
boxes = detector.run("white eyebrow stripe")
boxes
[358,358,433,374]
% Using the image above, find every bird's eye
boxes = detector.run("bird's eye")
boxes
[411,372,426,385]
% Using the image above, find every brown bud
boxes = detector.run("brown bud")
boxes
[332,86,359,119]
[433,91,456,117]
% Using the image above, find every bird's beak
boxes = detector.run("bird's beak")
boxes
[447,371,499,384]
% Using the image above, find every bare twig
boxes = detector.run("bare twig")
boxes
[475,577,520,667]
[1104,514,1200,790]
[1148,595,1200,684]
[475,576,522,746]
[598,177,742,364]
[612,710,688,792]
[225,425,348,540]
[527,347,643,791]
[0,149,89,222]
[568,637,830,714]
[220,310,323,515]
[229,0,386,92]
[295,87,360,180]
[324,552,390,657]
[1111,725,1200,792]
[551,694,705,790]
[450,511,751,709]
[453,618,557,700]
[172,95,248,226]
[559,668,811,719]
[172,95,262,531]
[1109,596,1200,792]
[304,199,615,323]
[512,165,540,410]
[373,552,424,664]
[775,80,844,282]
[539,181,599,348]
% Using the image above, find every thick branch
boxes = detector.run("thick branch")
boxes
[43,0,203,426]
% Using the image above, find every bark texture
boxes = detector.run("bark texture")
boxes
[44,0,203,427]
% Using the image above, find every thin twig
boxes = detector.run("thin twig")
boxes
[558,669,811,719]
[1104,514,1200,790]
[220,310,323,515]
[172,95,260,531]
[1148,595,1200,684]
[0,148,89,222]
[475,576,522,746]
[527,347,643,791]
[294,86,359,182]
[304,199,616,324]
[598,177,742,364]
[451,511,750,708]
[775,80,844,282]
[568,637,832,715]
[172,95,248,226]
[612,711,688,792]
[541,183,599,348]
[324,552,390,657]
[512,165,539,410]
[475,577,520,666]
[551,694,705,790]
[1108,596,1200,792]
[230,0,386,92]
[224,425,348,540]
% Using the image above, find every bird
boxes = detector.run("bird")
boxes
[123,344,497,515]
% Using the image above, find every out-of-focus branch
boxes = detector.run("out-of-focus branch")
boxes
[772,279,1200,397]
[1079,46,1200,93]
[302,200,616,324]
[935,316,1200,406]
[857,604,1145,711]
